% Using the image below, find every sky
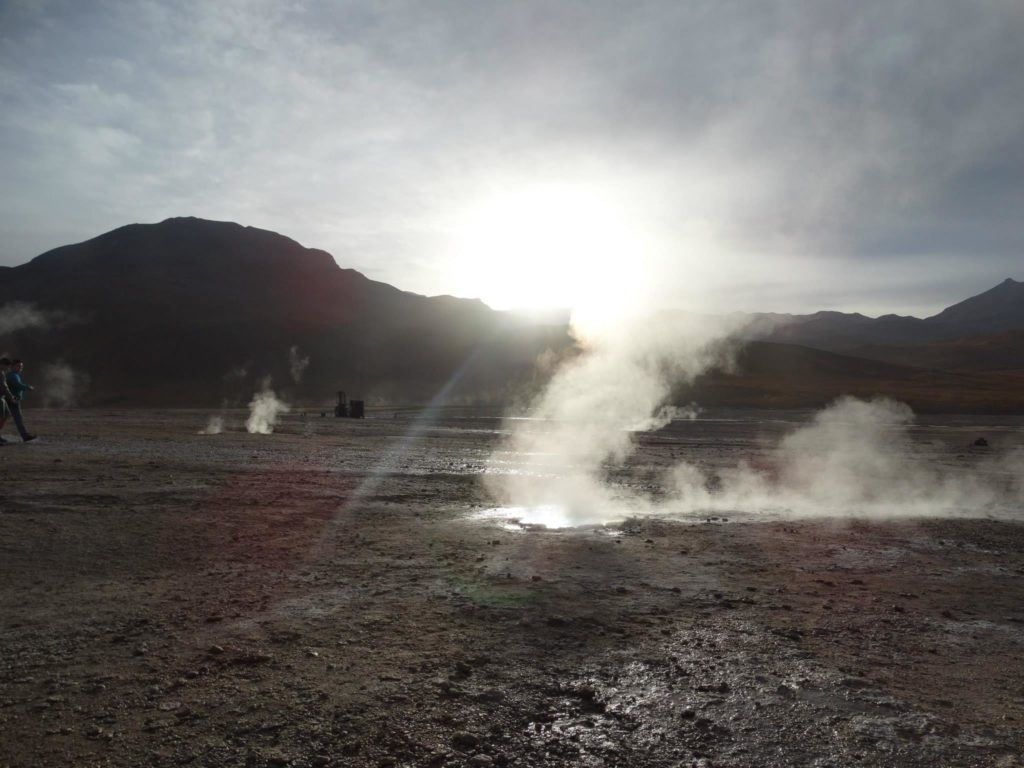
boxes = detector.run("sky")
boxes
[1,0,1023,317]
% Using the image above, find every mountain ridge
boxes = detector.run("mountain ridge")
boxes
[1,217,1021,409]
[0,217,568,405]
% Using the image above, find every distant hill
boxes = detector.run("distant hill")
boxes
[0,217,571,406]
[1,217,1021,411]
[684,341,1024,413]
[926,278,1024,335]
[748,278,1024,351]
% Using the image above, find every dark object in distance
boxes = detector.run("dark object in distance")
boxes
[334,391,365,418]
[974,437,989,447]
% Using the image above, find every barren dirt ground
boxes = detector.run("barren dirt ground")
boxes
[2,409,1023,768]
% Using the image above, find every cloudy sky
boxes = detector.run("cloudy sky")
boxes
[1,0,1022,316]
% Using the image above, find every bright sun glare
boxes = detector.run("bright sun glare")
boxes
[453,184,646,324]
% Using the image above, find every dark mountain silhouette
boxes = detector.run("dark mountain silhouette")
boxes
[0,217,571,406]
[1,217,1021,410]
[926,278,1024,334]
[747,278,1024,365]
[682,341,1024,413]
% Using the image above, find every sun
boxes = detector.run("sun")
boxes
[451,183,646,325]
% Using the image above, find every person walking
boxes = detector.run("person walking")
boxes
[0,357,13,445]
[4,358,37,443]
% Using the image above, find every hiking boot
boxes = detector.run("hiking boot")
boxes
[22,434,37,443]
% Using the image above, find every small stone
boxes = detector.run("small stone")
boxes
[208,645,225,655]
[311,757,330,767]
[469,756,493,767]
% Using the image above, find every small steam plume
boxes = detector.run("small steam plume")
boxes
[0,302,52,334]
[198,415,224,435]
[246,379,290,434]
[289,346,310,383]
[41,362,89,407]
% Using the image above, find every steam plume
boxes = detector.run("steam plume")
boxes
[485,312,740,524]
[246,379,290,434]
[198,415,224,435]
[0,302,61,335]
[665,397,1021,518]
[289,346,310,383]
[487,312,1023,525]
[40,362,89,407]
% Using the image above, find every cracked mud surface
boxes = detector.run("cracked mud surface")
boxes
[2,409,1023,767]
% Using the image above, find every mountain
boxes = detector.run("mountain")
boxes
[748,278,1024,362]
[2,218,1021,410]
[926,278,1024,334]
[0,217,572,406]
[682,341,1024,413]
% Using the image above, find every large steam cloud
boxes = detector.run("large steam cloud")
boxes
[665,397,1023,519]
[486,317,1023,526]
[485,312,741,522]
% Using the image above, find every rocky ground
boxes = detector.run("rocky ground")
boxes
[1,409,1023,767]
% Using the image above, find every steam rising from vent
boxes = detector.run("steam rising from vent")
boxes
[665,397,1022,517]
[485,312,741,522]
[289,346,310,383]
[246,380,290,434]
[41,362,89,407]
[198,415,224,435]
[487,311,1024,526]
[0,302,66,334]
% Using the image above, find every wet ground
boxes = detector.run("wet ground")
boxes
[1,408,1023,767]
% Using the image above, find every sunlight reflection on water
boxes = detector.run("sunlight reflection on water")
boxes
[471,505,594,530]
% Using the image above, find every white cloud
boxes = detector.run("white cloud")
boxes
[1,1,1022,314]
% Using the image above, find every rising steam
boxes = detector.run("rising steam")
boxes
[246,380,290,434]
[0,302,54,334]
[665,397,1023,518]
[198,415,224,435]
[289,346,310,383]
[40,362,89,407]
[485,312,741,522]
[487,315,1023,526]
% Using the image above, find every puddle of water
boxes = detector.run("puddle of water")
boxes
[471,505,618,531]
